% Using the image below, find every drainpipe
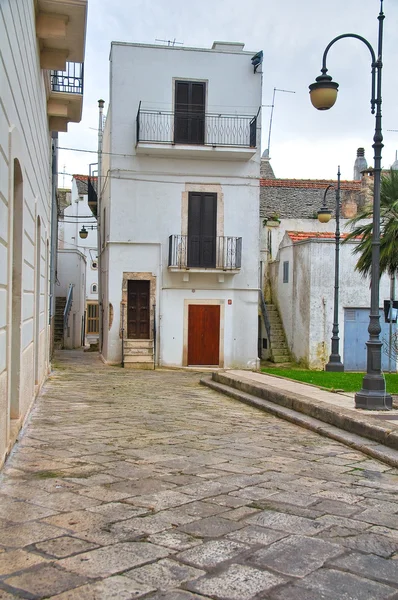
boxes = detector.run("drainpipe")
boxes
[49,132,58,358]
[97,100,104,353]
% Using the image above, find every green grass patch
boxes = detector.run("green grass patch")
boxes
[261,368,398,394]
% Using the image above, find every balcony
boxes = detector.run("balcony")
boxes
[168,235,242,274]
[48,62,83,131]
[136,105,258,160]
[36,0,87,70]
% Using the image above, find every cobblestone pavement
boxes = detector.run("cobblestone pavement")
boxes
[0,351,398,599]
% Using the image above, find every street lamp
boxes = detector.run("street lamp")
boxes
[317,168,344,372]
[309,0,392,409]
[79,225,97,239]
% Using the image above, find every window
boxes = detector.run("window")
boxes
[187,192,217,268]
[86,302,99,334]
[283,261,289,283]
[91,283,98,293]
[91,260,98,270]
[174,81,206,145]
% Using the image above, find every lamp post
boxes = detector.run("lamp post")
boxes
[79,225,97,239]
[317,168,344,372]
[309,0,392,409]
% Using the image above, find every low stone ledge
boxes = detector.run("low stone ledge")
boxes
[210,372,398,451]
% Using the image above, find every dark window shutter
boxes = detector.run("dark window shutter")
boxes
[174,81,205,144]
[187,192,217,268]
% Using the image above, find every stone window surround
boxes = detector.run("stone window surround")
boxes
[120,272,156,340]
[182,299,225,367]
[181,183,224,238]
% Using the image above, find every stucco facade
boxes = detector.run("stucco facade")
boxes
[100,41,262,368]
[58,176,98,345]
[0,0,87,467]
[269,233,395,369]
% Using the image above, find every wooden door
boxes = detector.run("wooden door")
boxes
[127,280,150,339]
[174,81,205,144]
[188,304,220,365]
[187,192,217,268]
[86,302,99,334]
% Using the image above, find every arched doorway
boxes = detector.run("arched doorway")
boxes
[10,159,23,419]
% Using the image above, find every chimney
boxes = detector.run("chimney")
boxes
[353,147,367,180]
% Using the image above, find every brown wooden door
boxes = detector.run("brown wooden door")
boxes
[188,304,220,366]
[127,280,150,339]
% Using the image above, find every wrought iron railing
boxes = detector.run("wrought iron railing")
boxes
[63,283,74,330]
[137,103,257,148]
[51,62,84,94]
[168,235,242,270]
[259,288,271,341]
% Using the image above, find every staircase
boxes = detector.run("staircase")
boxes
[54,297,66,347]
[123,339,154,369]
[266,304,291,364]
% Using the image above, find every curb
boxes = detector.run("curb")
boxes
[200,374,398,468]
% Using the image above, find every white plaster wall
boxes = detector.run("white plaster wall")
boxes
[0,0,51,465]
[56,251,86,349]
[309,240,394,369]
[102,42,261,368]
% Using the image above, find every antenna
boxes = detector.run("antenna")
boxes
[155,38,183,47]
[266,87,296,156]
[63,164,66,187]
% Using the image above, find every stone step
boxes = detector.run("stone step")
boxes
[124,348,154,356]
[272,348,290,356]
[124,361,154,370]
[271,355,291,363]
[124,354,154,364]
[124,339,153,349]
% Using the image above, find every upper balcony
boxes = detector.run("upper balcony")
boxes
[136,104,258,161]
[36,0,87,69]
[48,62,84,131]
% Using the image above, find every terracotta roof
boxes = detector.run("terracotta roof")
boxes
[287,231,360,243]
[73,174,98,195]
[261,179,361,191]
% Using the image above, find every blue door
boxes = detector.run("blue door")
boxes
[344,308,397,371]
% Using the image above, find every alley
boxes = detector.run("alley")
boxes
[0,352,398,599]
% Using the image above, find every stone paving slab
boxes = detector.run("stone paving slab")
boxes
[0,350,397,599]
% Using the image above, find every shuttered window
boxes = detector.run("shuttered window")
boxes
[283,261,289,283]
[187,192,217,268]
[174,81,206,144]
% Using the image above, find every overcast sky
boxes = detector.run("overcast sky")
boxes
[58,0,398,187]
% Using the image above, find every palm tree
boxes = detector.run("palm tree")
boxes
[343,168,398,278]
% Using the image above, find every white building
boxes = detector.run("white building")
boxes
[269,231,396,370]
[99,41,262,369]
[260,155,397,370]
[0,0,87,467]
[58,175,99,347]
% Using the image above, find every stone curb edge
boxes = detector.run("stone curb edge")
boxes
[200,375,398,468]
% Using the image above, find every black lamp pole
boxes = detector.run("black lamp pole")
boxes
[309,0,392,409]
[318,169,344,372]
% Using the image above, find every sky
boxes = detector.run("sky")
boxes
[58,0,398,187]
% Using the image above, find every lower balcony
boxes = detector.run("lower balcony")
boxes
[168,235,242,274]
[48,62,84,132]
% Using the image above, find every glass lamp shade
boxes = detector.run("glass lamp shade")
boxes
[79,227,88,239]
[317,208,332,223]
[309,75,339,110]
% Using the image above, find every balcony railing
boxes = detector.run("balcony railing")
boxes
[168,235,242,270]
[51,62,84,94]
[137,104,257,148]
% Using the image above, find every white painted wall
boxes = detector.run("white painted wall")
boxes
[270,236,394,368]
[58,177,98,344]
[56,250,86,349]
[101,42,262,367]
[0,0,52,466]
